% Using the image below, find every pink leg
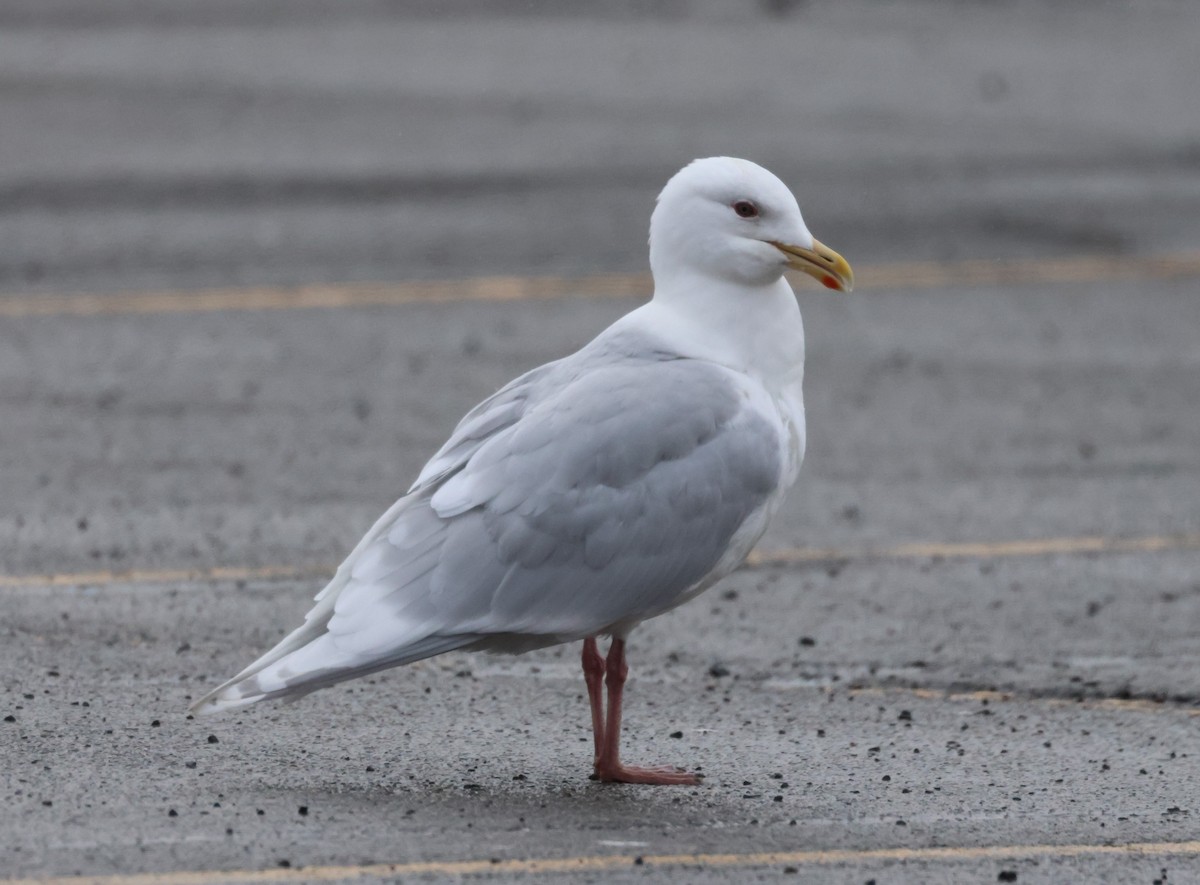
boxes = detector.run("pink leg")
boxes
[591,637,701,786]
[581,637,607,766]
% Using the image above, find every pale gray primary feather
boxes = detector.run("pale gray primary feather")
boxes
[191,326,785,710]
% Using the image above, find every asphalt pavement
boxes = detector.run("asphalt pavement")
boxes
[3,2,1200,883]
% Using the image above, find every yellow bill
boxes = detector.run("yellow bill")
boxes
[770,238,854,292]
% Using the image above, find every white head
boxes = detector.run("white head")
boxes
[648,157,852,292]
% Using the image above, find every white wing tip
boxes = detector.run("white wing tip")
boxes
[189,682,269,717]
[189,694,254,717]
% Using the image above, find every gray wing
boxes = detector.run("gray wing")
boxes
[425,357,784,633]
[191,332,783,713]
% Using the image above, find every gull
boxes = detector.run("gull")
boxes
[191,157,853,785]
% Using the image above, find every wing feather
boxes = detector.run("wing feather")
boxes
[191,328,787,715]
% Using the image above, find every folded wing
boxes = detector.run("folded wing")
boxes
[191,330,784,715]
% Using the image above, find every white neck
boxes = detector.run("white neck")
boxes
[630,270,806,399]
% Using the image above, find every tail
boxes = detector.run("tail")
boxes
[189,498,470,714]
[190,492,473,716]
[189,618,329,715]
[189,624,475,716]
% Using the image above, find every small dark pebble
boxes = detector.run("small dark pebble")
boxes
[512,773,526,780]
[669,730,684,739]
[798,637,816,647]
[278,860,290,869]
[256,809,265,816]
[298,806,308,816]
[207,734,219,744]
[783,866,798,874]
[168,809,177,817]
[42,800,52,807]
[708,663,730,678]
[895,819,906,826]
[898,710,912,721]
[185,761,197,769]
[151,720,161,727]
[633,856,644,866]
[998,872,1018,883]
[3,715,14,723]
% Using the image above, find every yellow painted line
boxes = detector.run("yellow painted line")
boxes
[744,531,1200,568]
[843,685,1200,718]
[3,250,1200,318]
[861,250,1200,290]
[8,840,1200,885]
[0,273,652,318]
[0,564,331,590]
[3,532,1197,590]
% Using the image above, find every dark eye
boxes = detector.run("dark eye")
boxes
[732,200,759,219]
